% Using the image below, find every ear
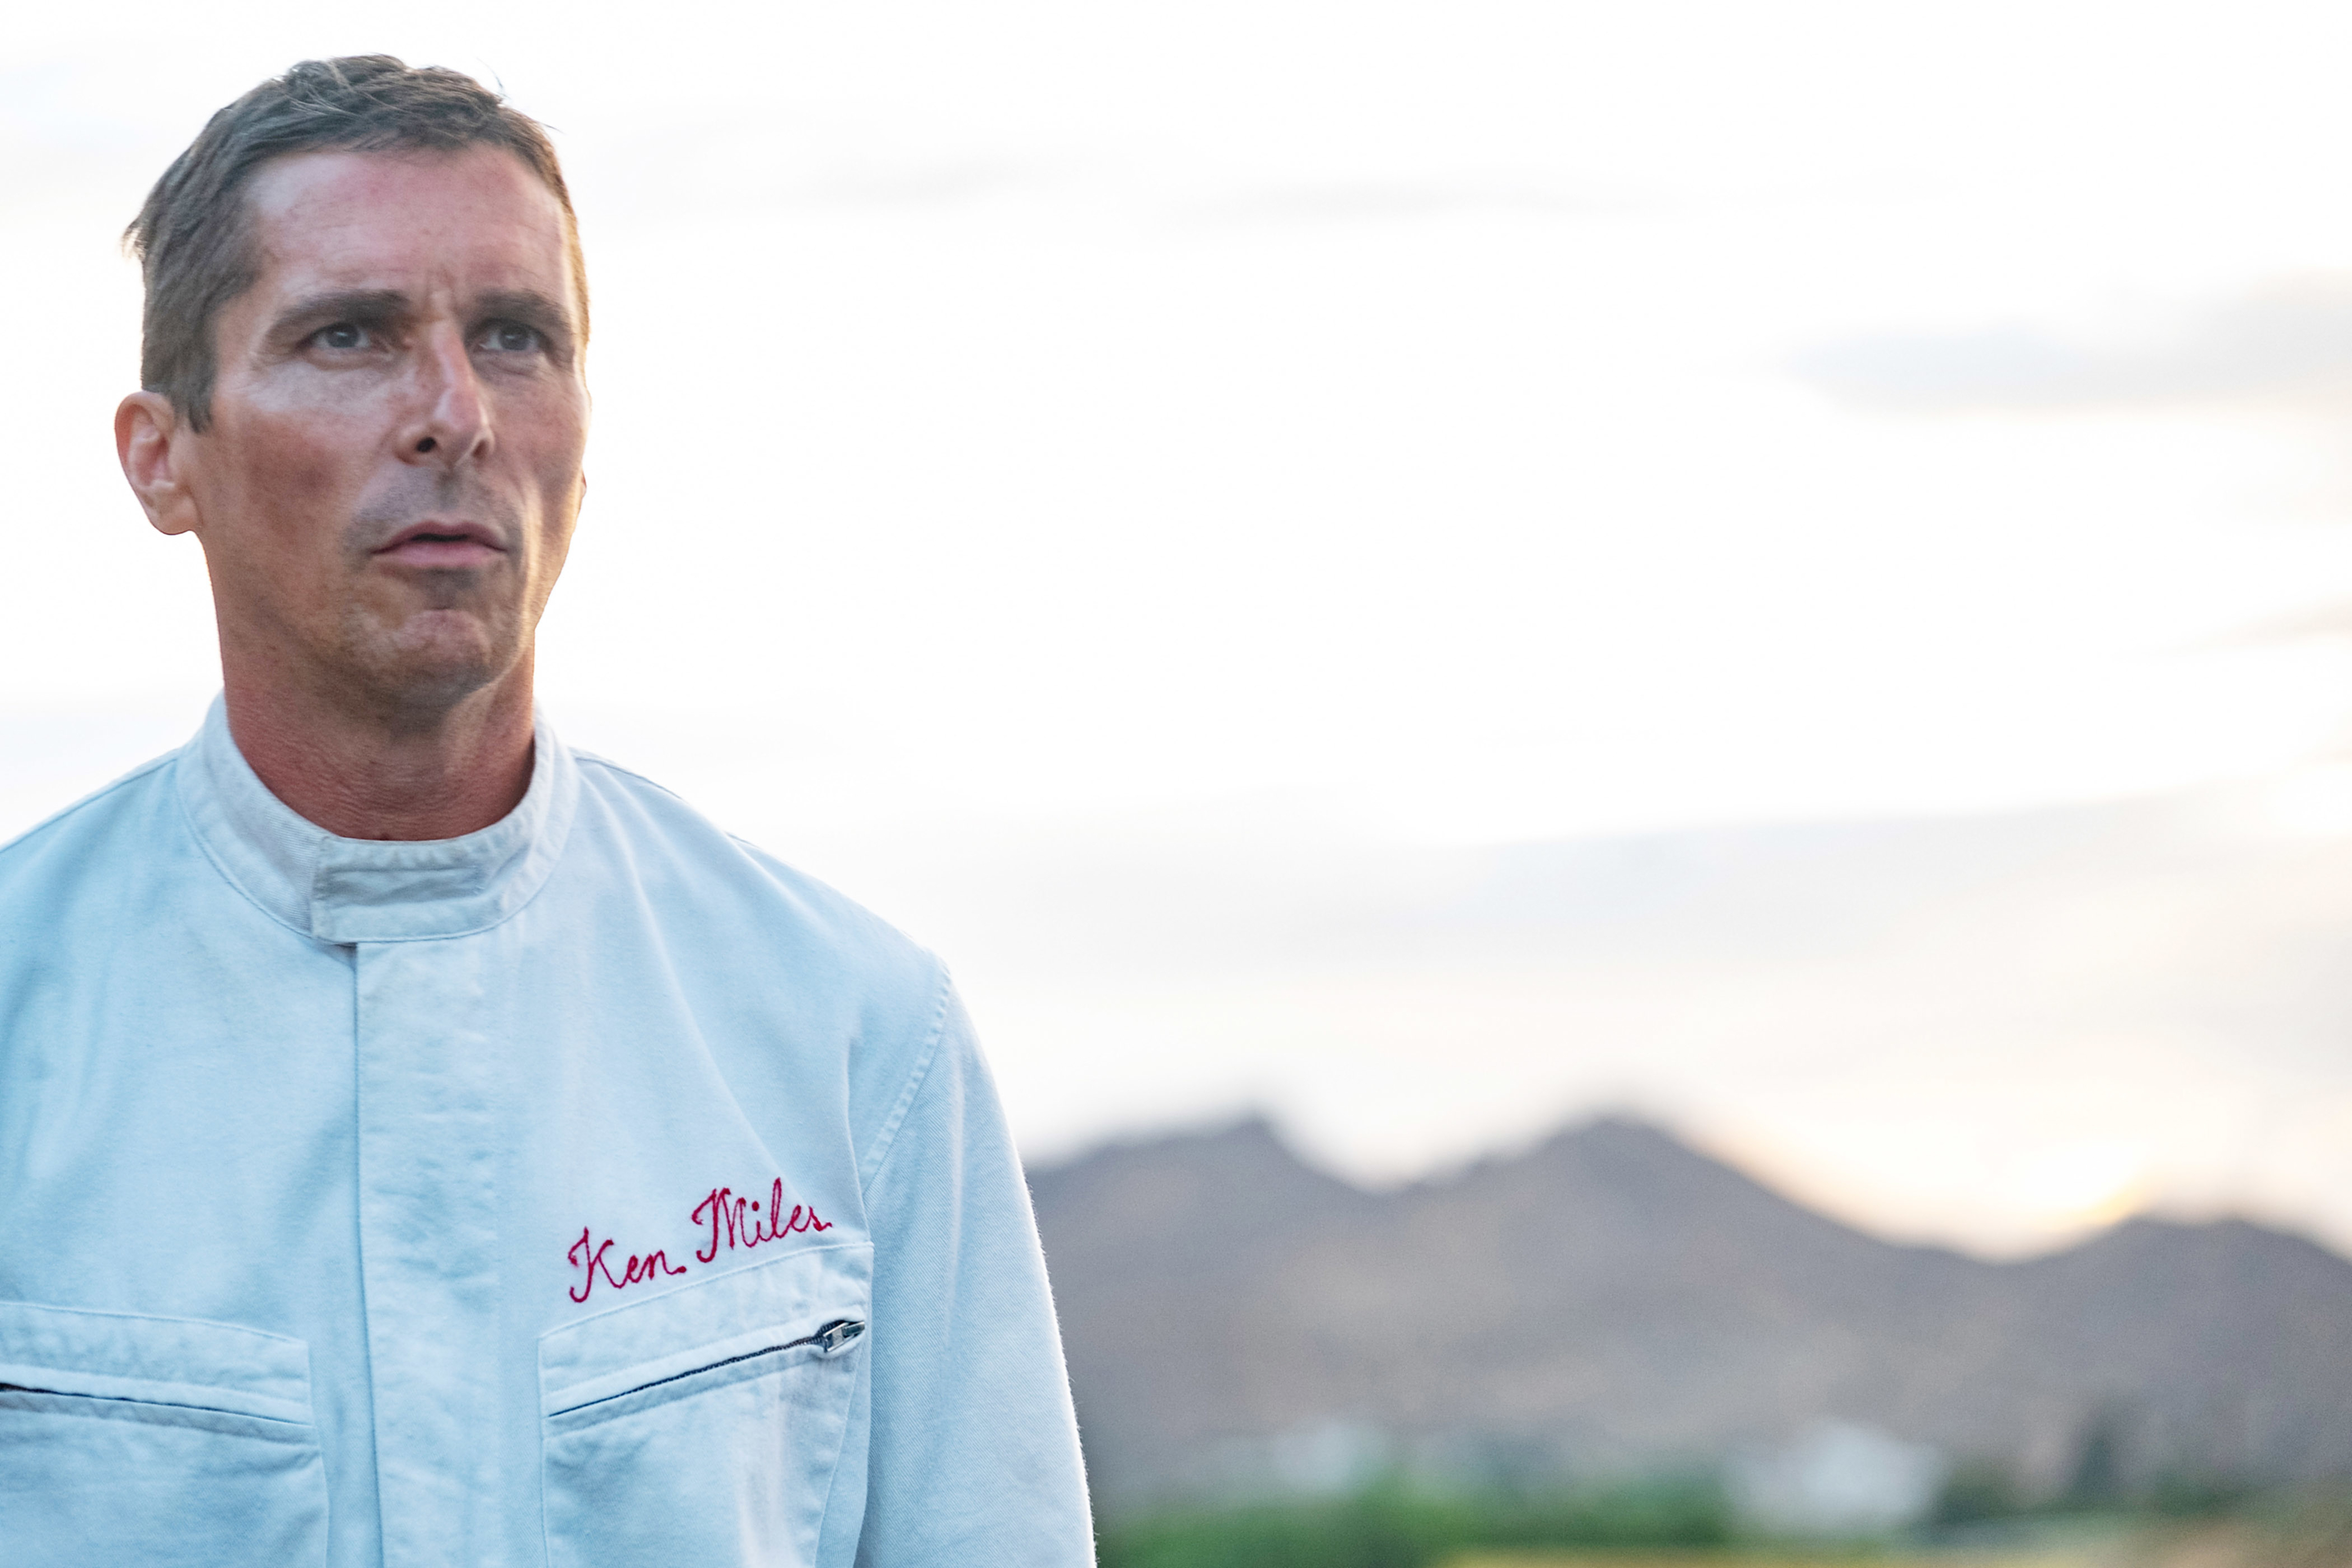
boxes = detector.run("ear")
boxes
[116,391,202,537]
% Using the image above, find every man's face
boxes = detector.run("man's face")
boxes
[164,146,589,721]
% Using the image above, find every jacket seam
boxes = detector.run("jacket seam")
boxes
[0,752,177,865]
[572,751,687,803]
[857,964,954,1199]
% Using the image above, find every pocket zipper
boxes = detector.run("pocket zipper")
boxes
[552,1318,867,1417]
[803,1319,866,1354]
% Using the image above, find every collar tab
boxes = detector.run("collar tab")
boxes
[176,695,580,943]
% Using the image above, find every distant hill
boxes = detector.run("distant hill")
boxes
[1030,1116,2352,1513]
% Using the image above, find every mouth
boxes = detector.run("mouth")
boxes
[372,519,507,570]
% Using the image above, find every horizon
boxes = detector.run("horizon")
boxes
[1029,1101,2352,1268]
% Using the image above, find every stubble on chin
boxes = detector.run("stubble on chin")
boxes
[330,596,523,729]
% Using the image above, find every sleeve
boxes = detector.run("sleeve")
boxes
[852,985,1097,1567]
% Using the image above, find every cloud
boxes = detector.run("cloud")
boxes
[2207,600,2352,649]
[1792,275,2352,410]
[795,162,1040,209]
[1192,179,1632,226]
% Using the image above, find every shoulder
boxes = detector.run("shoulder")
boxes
[566,750,939,994]
[562,750,959,1159]
[0,751,182,902]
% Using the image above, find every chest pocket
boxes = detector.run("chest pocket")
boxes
[539,1242,872,1568]
[0,1301,328,1567]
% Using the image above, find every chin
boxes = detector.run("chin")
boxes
[350,618,524,720]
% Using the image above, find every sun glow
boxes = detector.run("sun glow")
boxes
[2003,1143,2149,1236]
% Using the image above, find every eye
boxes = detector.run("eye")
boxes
[313,322,370,350]
[480,322,542,353]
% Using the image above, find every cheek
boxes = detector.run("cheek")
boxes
[219,412,362,527]
[521,389,590,465]
[197,415,371,602]
[514,402,591,517]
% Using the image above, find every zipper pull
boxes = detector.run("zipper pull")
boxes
[813,1318,867,1353]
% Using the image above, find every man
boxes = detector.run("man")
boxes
[0,56,1094,1567]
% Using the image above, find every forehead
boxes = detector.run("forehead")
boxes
[240,146,576,307]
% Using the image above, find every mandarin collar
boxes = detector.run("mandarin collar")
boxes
[175,694,580,943]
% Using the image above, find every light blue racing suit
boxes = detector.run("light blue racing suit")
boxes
[0,698,1094,1567]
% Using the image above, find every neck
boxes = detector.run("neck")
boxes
[222,656,539,841]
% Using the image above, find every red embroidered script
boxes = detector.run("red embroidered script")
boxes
[566,1228,688,1303]
[693,1179,832,1264]
[566,1179,831,1303]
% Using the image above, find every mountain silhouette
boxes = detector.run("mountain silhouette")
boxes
[1029,1116,2352,1511]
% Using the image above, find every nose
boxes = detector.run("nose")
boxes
[399,323,492,466]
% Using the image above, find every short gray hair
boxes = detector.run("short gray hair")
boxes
[126,55,588,430]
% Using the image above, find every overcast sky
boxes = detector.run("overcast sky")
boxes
[9,1,2352,1256]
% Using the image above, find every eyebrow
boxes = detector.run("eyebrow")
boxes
[475,289,570,330]
[260,285,580,365]
[266,287,410,346]
[476,289,579,355]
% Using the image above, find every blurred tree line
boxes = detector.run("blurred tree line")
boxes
[1097,1477,1729,1568]
[1094,1472,2352,1568]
